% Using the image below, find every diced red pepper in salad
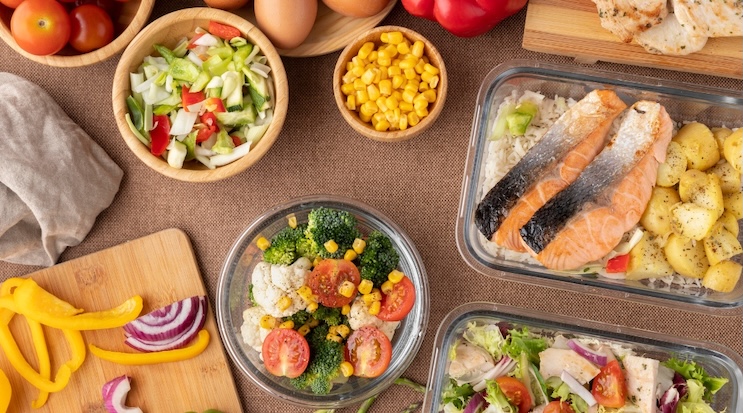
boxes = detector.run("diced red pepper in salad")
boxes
[208,21,241,40]
[196,112,219,143]
[187,33,204,49]
[231,136,242,147]
[606,254,629,273]
[203,97,226,113]
[150,114,171,156]
[181,86,205,112]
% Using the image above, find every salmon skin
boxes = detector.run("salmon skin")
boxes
[520,101,674,270]
[475,90,627,243]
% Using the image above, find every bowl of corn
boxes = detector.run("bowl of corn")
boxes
[333,25,447,142]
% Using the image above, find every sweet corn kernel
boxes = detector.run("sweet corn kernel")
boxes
[360,101,379,117]
[421,71,434,84]
[338,280,356,298]
[352,56,365,67]
[374,119,390,131]
[368,50,378,62]
[328,325,338,336]
[307,301,319,313]
[385,96,399,110]
[260,315,277,329]
[341,82,355,96]
[372,112,386,126]
[358,279,374,295]
[355,89,369,105]
[353,238,366,254]
[399,115,408,131]
[346,95,356,111]
[297,285,314,302]
[346,62,354,72]
[324,240,339,253]
[422,89,437,103]
[351,66,364,78]
[279,320,294,329]
[414,98,428,111]
[386,31,404,44]
[405,79,420,91]
[367,84,381,101]
[256,236,271,251]
[362,293,376,305]
[377,56,391,66]
[342,71,357,84]
[327,333,343,343]
[298,324,311,336]
[277,296,292,311]
[407,112,420,127]
[340,361,354,377]
[378,79,392,96]
[359,111,372,123]
[374,70,382,84]
[341,304,351,315]
[288,215,297,229]
[344,249,358,261]
[361,69,376,85]
[308,318,320,328]
[399,101,414,113]
[375,98,388,114]
[411,40,424,57]
[368,301,381,316]
[416,106,429,118]
[392,90,403,102]
[418,81,429,92]
[414,58,426,74]
[312,256,322,267]
[353,78,365,91]
[358,42,375,59]
[384,44,398,58]
[392,58,401,67]
[381,280,395,294]
[402,89,416,104]
[380,32,389,43]
[429,75,440,88]
[388,66,402,76]
[424,63,440,75]
[399,57,417,70]
[336,325,351,338]
[404,67,417,80]
[384,109,398,125]
[391,74,405,90]
[397,41,410,54]
[378,49,391,60]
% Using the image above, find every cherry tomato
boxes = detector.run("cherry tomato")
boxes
[208,20,241,39]
[495,376,533,413]
[0,0,24,9]
[306,259,360,308]
[544,401,576,413]
[72,0,119,14]
[345,326,392,378]
[377,275,415,321]
[261,328,309,379]
[68,4,114,53]
[10,0,71,56]
[591,359,627,408]
[606,254,629,273]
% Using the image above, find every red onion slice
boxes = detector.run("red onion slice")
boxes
[123,296,201,342]
[567,339,608,366]
[463,392,487,413]
[102,375,143,413]
[124,296,206,352]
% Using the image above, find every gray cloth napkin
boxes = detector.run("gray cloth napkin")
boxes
[0,72,123,267]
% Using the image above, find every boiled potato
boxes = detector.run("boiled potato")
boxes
[656,141,687,187]
[723,129,742,172]
[703,223,742,265]
[664,233,710,278]
[718,211,740,237]
[711,127,733,155]
[723,191,743,219]
[702,261,742,293]
[708,161,742,195]
[673,122,720,171]
[670,203,718,240]
[626,231,674,280]
[640,187,681,236]
[678,170,724,217]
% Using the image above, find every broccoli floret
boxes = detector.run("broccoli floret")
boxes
[289,324,343,395]
[312,305,343,326]
[358,230,400,288]
[248,284,257,306]
[283,310,311,326]
[263,224,316,265]
[305,208,362,259]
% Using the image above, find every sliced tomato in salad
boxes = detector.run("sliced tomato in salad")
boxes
[377,275,415,321]
[208,21,241,40]
[150,114,171,156]
[261,328,310,379]
[591,359,627,408]
[495,376,533,413]
[345,326,392,378]
[544,401,576,413]
[181,85,205,111]
[606,254,629,273]
[306,259,360,308]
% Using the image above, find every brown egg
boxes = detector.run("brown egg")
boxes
[254,0,318,50]
[321,0,390,17]
[203,0,250,10]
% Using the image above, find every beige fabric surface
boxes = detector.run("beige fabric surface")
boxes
[0,72,123,267]
[1,2,742,412]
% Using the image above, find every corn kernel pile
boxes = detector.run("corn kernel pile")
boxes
[341,31,441,132]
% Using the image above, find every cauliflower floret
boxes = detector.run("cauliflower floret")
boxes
[347,297,400,341]
[251,258,311,317]
[240,306,272,352]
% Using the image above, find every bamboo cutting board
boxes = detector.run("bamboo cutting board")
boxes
[0,229,242,413]
[522,0,743,79]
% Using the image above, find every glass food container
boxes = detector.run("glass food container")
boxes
[215,195,430,409]
[423,302,743,412]
[457,60,743,313]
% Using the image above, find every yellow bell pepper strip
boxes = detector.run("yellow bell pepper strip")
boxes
[27,318,50,409]
[0,277,23,296]
[16,293,143,331]
[89,329,210,365]
[12,279,83,318]
[0,368,11,413]
[61,329,86,371]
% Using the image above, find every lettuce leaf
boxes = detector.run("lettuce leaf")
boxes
[662,358,728,401]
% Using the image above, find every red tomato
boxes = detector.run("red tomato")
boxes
[606,254,629,273]
[306,259,360,308]
[0,0,24,9]
[544,401,576,413]
[377,276,415,321]
[72,0,120,14]
[181,85,205,112]
[345,326,392,378]
[208,20,241,39]
[495,376,533,413]
[149,114,170,157]
[68,4,113,52]
[10,0,71,56]
[591,360,627,408]
[261,328,309,379]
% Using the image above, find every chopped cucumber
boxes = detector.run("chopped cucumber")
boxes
[506,112,534,135]
[153,44,177,64]
[169,58,200,83]
[144,103,153,132]
[153,104,177,116]
[515,101,539,117]
[490,102,515,140]
[167,140,188,169]
[243,68,269,111]
[190,71,210,93]
[225,71,243,110]
[216,106,257,126]
[245,122,270,145]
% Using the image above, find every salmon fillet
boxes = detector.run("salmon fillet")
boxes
[475,90,627,243]
[520,101,673,270]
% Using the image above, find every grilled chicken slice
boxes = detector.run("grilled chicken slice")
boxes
[672,0,743,37]
[592,0,668,42]
[633,11,708,55]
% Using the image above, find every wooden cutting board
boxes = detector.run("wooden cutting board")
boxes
[0,229,242,413]
[522,0,743,79]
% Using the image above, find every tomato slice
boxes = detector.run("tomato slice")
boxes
[208,21,241,39]
[591,359,627,408]
[606,254,630,273]
[306,259,360,308]
[544,401,576,413]
[377,275,415,321]
[345,326,392,378]
[181,85,205,112]
[261,328,310,379]
[495,376,533,413]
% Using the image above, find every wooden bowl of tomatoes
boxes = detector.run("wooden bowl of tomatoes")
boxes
[0,0,154,66]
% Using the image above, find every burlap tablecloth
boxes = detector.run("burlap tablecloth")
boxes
[1,2,741,412]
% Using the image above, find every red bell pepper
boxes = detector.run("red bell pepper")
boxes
[196,112,218,143]
[208,21,241,40]
[231,136,243,147]
[401,0,527,37]
[203,97,226,113]
[150,114,171,157]
[187,33,204,50]
[181,86,205,112]
[606,254,630,273]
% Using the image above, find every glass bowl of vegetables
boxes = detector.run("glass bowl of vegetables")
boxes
[215,194,430,409]
[112,8,288,182]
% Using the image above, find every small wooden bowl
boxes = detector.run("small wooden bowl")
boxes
[0,0,154,67]
[333,25,447,142]
[112,8,288,182]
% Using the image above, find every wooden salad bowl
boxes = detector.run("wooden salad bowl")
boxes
[0,0,154,67]
[112,8,288,182]
[333,25,448,143]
